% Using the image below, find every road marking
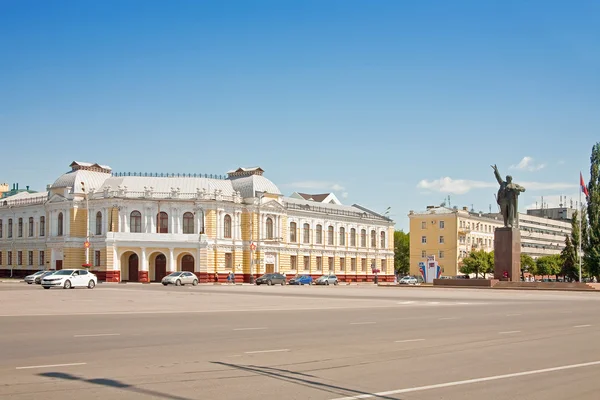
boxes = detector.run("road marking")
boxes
[329,360,600,400]
[233,327,267,331]
[456,302,470,305]
[16,362,87,370]
[245,349,289,354]
[438,317,458,321]
[395,339,425,343]
[499,331,521,335]
[574,325,591,328]
[350,322,376,325]
[397,301,416,305]
[74,333,120,337]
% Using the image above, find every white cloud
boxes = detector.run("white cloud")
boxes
[341,192,349,199]
[417,177,495,195]
[510,156,546,171]
[284,180,345,192]
[417,177,577,195]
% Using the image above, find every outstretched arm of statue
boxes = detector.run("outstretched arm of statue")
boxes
[491,165,502,185]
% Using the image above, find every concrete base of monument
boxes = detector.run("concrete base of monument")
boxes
[494,227,521,282]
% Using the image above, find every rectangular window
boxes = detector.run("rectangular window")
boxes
[17,251,23,266]
[421,250,426,258]
[18,218,23,237]
[8,251,13,265]
[28,251,33,266]
[439,236,444,244]
[351,258,356,272]
[421,236,427,244]
[29,218,34,237]
[39,251,45,266]
[421,221,426,229]
[8,219,13,238]
[40,216,45,236]
[304,256,310,271]
[439,221,445,229]
[225,253,233,270]
[95,250,101,267]
[316,256,322,271]
[290,223,297,243]
[340,257,345,271]
[290,255,297,270]
[328,257,334,272]
[303,224,310,243]
[439,251,445,259]
[361,258,367,272]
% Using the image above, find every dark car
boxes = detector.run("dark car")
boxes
[288,275,313,285]
[35,271,56,284]
[255,273,286,286]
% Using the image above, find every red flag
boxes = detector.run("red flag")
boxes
[580,172,589,197]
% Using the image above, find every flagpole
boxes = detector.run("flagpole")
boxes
[579,176,582,282]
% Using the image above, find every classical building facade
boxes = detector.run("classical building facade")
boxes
[0,162,395,283]
[408,205,573,277]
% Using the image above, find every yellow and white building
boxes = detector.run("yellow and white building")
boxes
[0,161,395,283]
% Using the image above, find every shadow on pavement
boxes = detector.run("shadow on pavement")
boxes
[212,361,400,399]
[39,372,194,400]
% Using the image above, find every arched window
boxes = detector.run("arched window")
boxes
[130,211,142,233]
[360,229,366,247]
[183,212,194,234]
[18,218,23,237]
[380,231,386,248]
[39,216,45,236]
[223,214,232,238]
[289,222,297,242]
[316,224,323,244]
[95,211,102,235]
[28,217,34,237]
[371,230,377,247]
[350,228,356,247]
[339,227,346,246]
[157,212,168,233]
[303,223,310,243]
[266,217,274,239]
[328,226,334,245]
[57,213,63,236]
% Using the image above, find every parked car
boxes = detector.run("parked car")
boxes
[314,274,338,286]
[398,276,418,285]
[162,271,198,286]
[255,273,286,286]
[41,269,97,289]
[35,271,56,284]
[288,274,313,285]
[24,271,47,284]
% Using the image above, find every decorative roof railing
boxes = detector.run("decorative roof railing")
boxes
[284,202,391,222]
[0,196,48,208]
[88,188,242,203]
[111,172,228,180]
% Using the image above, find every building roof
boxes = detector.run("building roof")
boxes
[296,193,331,202]
[229,174,281,198]
[96,176,236,196]
[51,169,113,194]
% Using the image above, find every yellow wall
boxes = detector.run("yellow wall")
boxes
[64,248,86,269]
[69,208,87,237]
[409,213,459,276]
[110,207,119,232]
[205,210,217,238]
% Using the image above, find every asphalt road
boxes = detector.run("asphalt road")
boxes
[1,283,599,399]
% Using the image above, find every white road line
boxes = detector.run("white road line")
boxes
[456,302,470,305]
[574,325,592,328]
[394,339,425,343]
[438,317,458,321]
[74,333,120,338]
[233,327,267,331]
[329,360,600,400]
[245,349,289,354]
[350,322,376,325]
[397,301,416,305]
[16,362,87,370]
[499,331,521,335]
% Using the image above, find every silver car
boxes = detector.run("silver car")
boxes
[314,274,339,286]
[24,271,47,284]
[162,271,198,286]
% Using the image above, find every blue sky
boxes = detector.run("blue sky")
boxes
[1,0,598,230]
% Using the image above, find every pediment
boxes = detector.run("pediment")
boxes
[261,200,285,212]
[47,193,69,204]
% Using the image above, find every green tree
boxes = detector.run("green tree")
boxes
[585,142,600,280]
[459,250,493,278]
[536,255,561,280]
[394,230,410,276]
[520,253,536,280]
[560,235,578,281]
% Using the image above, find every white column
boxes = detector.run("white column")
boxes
[141,247,148,271]
[169,248,175,272]
[50,248,56,269]
[123,209,129,233]
[196,247,201,272]
[215,210,220,238]
[112,246,119,271]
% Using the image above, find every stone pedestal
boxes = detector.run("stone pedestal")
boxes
[494,227,521,282]
[138,270,149,283]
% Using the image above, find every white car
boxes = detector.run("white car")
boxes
[398,276,418,285]
[162,271,198,286]
[24,271,47,284]
[41,269,97,289]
